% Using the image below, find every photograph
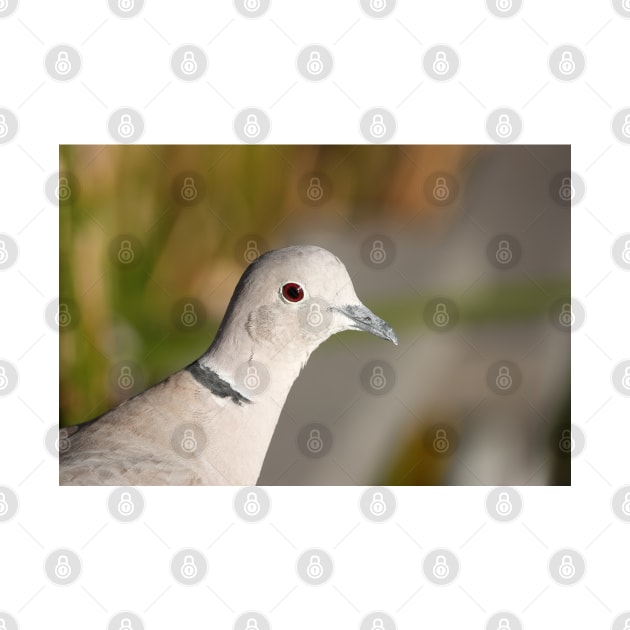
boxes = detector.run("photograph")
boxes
[2,2,625,627]
[58,144,570,486]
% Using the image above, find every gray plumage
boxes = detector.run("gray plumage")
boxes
[60,245,397,486]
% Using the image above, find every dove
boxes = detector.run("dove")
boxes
[60,245,397,486]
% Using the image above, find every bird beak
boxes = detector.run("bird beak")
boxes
[335,303,398,345]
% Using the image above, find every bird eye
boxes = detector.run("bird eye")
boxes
[281,282,304,303]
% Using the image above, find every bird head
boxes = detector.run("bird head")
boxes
[223,245,398,355]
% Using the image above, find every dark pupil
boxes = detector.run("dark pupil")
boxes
[286,285,300,299]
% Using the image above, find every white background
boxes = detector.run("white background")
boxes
[1,1,629,628]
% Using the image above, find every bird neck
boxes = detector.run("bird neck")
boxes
[194,328,310,484]
[200,311,312,402]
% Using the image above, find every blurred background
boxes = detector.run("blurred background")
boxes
[59,144,570,486]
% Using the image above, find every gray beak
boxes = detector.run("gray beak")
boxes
[336,303,398,345]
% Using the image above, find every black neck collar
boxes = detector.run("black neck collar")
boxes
[186,362,251,406]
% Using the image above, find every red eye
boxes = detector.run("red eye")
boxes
[282,282,304,303]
